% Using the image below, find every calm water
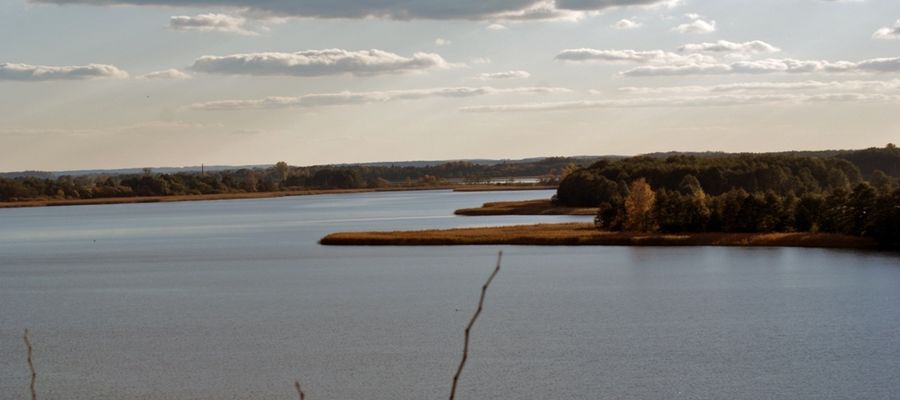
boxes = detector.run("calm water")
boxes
[1,190,899,400]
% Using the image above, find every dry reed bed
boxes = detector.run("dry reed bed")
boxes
[454,199,597,216]
[320,222,877,249]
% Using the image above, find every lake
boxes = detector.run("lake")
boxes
[1,189,899,400]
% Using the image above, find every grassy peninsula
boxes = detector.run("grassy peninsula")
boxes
[319,223,877,249]
[454,199,596,216]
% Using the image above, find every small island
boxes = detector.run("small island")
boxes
[319,223,877,248]
[454,199,596,216]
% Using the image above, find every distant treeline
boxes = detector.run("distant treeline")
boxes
[555,145,900,249]
[0,158,586,202]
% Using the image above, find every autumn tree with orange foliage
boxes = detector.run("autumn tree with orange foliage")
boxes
[624,178,657,232]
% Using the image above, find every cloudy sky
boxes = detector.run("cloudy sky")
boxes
[2,0,900,171]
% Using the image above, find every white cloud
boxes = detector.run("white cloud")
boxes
[0,62,128,81]
[434,38,451,46]
[32,0,681,21]
[617,79,900,94]
[189,49,455,77]
[678,40,780,58]
[477,70,531,80]
[673,14,716,34]
[874,20,900,40]
[138,69,192,80]
[170,13,256,35]
[189,86,571,110]
[486,23,509,30]
[555,48,713,64]
[461,92,900,112]
[612,18,642,30]
[621,56,900,76]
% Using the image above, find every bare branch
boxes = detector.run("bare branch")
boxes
[24,329,37,400]
[449,251,503,400]
[294,380,305,400]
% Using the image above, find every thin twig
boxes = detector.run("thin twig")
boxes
[24,329,37,400]
[449,251,503,400]
[294,380,305,400]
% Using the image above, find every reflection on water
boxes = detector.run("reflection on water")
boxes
[1,190,899,400]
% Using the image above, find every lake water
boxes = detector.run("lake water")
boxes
[1,189,899,400]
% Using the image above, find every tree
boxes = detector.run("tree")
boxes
[557,170,620,207]
[274,161,289,183]
[869,188,900,249]
[871,170,894,194]
[624,178,656,232]
[794,194,823,232]
[560,163,579,180]
[594,201,624,231]
[846,183,877,235]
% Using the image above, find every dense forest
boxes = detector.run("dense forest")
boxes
[555,145,900,249]
[0,157,587,202]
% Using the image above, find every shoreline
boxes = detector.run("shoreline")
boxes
[320,223,878,249]
[455,199,596,216]
[0,185,555,209]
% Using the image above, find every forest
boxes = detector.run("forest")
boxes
[0,157,585,202]
[555,145,900,249]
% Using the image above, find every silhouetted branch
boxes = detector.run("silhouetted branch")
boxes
[24,329,37,400]
[294,380,305,400]
[449,251,503,400]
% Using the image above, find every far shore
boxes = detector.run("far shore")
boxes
[451,185,557,192]
[455,199,596,216]
[0,184,554,209]
[320,223,878,249]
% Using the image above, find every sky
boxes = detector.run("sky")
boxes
[2,0,900,171]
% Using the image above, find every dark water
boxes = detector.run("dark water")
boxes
[1,190,898,400]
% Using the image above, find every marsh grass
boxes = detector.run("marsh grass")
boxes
[454,199,596,216]
[320,222,878,249]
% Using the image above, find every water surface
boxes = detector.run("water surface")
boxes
[1,190,899,400]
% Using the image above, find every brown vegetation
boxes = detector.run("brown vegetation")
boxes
[454,199,597,216]
[320,223,878,249]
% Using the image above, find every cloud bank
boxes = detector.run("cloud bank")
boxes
[31,0,682,20]
[621,56,900,76]
[555,49,713,64]
[170,13,256,35]
[873,20,900,40]
[612,18,642,30]
[477,70,531,80]
[678,40,781,58]
[461,93,900,112]
[673,14,716,34]
[138,69,192,80]
[190,49,453,77]
[0,62,128,81]
[190,86,571,110]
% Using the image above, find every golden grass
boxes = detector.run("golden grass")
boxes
[320,223,878,249]
[454,199,597,216]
